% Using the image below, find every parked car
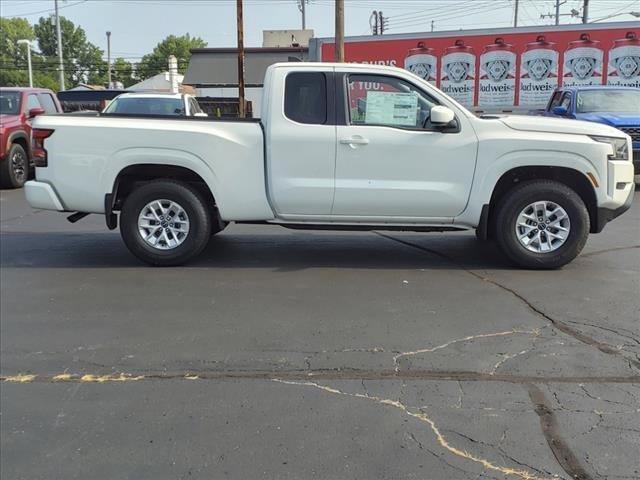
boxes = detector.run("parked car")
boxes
[0,87,63,188]
[25,63,634,268]
[102,93,207,117]
[544,86,640,174]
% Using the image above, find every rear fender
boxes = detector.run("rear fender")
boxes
[102,147,222,214]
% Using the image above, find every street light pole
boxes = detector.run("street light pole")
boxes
[514,0,519,27]
[54,0,65,90]
[17,40,33,88]
[298,0,306,30]
[106,31,112,88]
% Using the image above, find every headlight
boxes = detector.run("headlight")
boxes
[590,135,629,161]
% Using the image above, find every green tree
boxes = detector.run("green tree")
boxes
[110,57,137,87]
[137,34,206,80]
[0,17,46,87]
[34,15,107,87]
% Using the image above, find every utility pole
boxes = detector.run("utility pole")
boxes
[297,0,306,30]
[540,1,576,24]
[378,11,386,34]
[236,0,246,118]
[514,0,519,27]
[370,10,378,35]
[106,31,112,88]
[335,0,344,62]
[54,0,65,90]
[17,40,33,87]
[431,20,434,32]
[555,0,564,25]
[582,0,589,23]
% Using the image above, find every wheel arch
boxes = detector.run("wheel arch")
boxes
[8,131,30,157]
[108,164,219,230]
[487,166,598,235]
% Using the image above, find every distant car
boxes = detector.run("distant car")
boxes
[0,87,63,188]
[102,93,208,117]
[544,86,640,174]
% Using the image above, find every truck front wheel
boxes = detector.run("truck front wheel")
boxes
[494,180,589,269]
[120,180,212,266]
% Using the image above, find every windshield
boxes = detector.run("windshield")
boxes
[576,90,640,114]
[0,91,21,115]
[104,97,185,115]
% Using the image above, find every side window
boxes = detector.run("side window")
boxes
[38,93,57,113]
[548,91,562,109]
[347,74,438,129]
[560,93,572,110]
[25,94,42,112]
[190,98,202,114]
[284,72,327,125]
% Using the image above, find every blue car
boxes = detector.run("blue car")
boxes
[544,86,640,174]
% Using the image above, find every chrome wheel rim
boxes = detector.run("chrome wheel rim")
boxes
[138,199,190,250]
[515,201,570,253]
[11,150,26,184]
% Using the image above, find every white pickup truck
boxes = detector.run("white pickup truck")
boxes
[25,63,634,268]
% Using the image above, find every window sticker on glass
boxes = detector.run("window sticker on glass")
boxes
[364,91,418,126]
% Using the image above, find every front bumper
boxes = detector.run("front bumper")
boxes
[24,180,65,211]
[594,185,634,233]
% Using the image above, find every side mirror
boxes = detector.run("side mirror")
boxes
[552,105,568,116]
[193,112,208,118]
[29,107,45,118]
[430,105,455,125]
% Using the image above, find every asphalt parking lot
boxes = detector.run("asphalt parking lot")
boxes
[1,186,639,480]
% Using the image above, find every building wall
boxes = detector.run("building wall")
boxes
[263,29,314,47]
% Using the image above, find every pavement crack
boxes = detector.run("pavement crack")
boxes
[527,384,596,480]
[446,430,557,479]
[2,370,639,384]
[374,232,640,370]
[273,378,548,480]
[393,329,541,373]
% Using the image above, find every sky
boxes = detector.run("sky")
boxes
[2,0,639,61]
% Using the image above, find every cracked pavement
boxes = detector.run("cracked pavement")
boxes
[1,187,639,479]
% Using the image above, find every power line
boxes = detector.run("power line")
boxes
[3,0,88,18]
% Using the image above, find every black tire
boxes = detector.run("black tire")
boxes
[120,180,212,266]
[0,143,28,189]
[494,180,589,269]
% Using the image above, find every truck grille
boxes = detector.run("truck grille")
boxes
[619,126,640,142]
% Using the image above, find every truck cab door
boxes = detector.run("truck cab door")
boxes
[264,68,336,217]
[332,73,477,219]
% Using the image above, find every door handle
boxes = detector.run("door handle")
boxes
[339,136,369,146]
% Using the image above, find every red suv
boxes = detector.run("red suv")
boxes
[0,87,62,188]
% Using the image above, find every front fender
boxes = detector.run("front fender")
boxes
[456,149,599,227]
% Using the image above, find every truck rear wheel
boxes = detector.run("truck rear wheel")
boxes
[494,180,589,269]
[0,143,28,189]
[120,180,212,266]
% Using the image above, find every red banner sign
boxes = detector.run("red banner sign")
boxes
[320,27,640,109]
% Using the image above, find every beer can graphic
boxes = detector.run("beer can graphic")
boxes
[520,35,559,107]
[608,31,640,88]
[404,42,437,85]
[440,39,475,106]
[563,33,603,86]
[479,37,516,107]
